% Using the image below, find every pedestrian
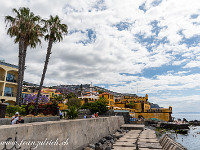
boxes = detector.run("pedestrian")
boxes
[91,113,95,118]
[16,116,24,124]
[60,110,62,119]
[95,112,99,118]
[11,112,19,125]
[84,114,87,119]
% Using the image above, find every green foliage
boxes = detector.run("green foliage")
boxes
[126,102,135,108]
[28,104,35,114]
[52,95,63,102]
[98,90,104,94]
[6,105,20,117]
[81,99,109,115]
[6,105,27,117]
[66,92,76,100]
[19,105,26,116]
[66,106,78,119]
[67,98,82,108]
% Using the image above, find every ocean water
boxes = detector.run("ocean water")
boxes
[172,113,200,121]
[170,126,200,150]
[171,113,200,150]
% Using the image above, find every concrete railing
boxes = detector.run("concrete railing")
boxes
[160,134,187,150]
[0,116,60,125]
[0,116,124,150]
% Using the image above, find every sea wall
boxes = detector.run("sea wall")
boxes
[160,134,187,150]
[0,116,124,150]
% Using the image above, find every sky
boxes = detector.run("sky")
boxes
[0,0,200,112]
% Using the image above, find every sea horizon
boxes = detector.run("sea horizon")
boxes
[172,112,200,121]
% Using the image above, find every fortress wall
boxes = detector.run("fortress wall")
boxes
[134,112,171,121]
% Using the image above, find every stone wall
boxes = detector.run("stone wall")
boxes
[0,116,60,125]
[0,116,124,150]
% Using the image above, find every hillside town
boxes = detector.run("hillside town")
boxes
[0,60,172,122]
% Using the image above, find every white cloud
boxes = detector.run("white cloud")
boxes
[1,0,200,112]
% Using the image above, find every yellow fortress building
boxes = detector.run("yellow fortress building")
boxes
[99,92,172,122]
[114,94,172,122]
[0,61,18,105]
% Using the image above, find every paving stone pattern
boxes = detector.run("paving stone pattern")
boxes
[113,129,163,150]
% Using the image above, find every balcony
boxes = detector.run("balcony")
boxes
[6,78,17,83]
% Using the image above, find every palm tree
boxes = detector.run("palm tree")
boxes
[5,7,42,105]
[35,15,68,115]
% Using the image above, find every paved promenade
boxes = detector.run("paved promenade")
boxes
[113,125,163,150]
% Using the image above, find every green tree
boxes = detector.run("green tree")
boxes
[5,7,42,105]
[66,92,77,100]
[81,98,109,115]
[67,98,82,108]
[66,106,78,119]
[35,15,68,115]
[52,95,64,103]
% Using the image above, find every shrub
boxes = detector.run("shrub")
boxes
[6,105,27,117]
[6,105,21,117]
[25,102,58,116]
[19,105,26,116]
[66,106,78,119]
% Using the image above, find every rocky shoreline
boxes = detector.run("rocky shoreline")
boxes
[83,129,127,150]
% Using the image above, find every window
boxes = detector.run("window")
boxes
[4,87,13,96]
[6,73,15,82]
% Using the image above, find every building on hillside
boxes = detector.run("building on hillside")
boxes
[0,61,18,105]
[99,92,115,108]
[41,88,61,99]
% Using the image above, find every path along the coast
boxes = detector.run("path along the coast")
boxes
[113,125,163,150]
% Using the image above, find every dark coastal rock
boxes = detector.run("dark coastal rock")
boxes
[110,139,115,144]
[117,129,123,133]
[104,135,113,140]
[99,138,106,144]
[104,143,112,150]
[189,120,200,126]
[83,147,93,150]
[88,144,95,149]
[159,122,190,129]
[95,143,103,150]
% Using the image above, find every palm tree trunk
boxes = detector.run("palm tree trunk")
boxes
[16,39,24,105]
[19,45,28,106]
[35,39,53,115]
